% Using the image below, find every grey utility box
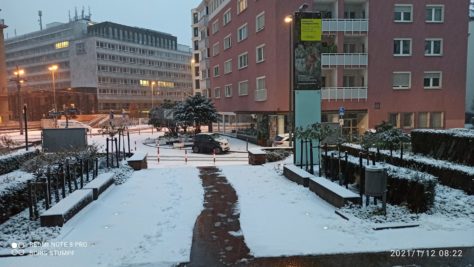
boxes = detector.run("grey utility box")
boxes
[365,165,387,197]
[42,128,88,153]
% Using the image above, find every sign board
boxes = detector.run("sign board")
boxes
[339,106,345,116]
[42,128,88,152]
[300,19,322,41]
[339,118,344,126]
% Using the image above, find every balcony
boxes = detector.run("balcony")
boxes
[322,19,368,34]
[322,53,368,68]
[255,89,267,102]
[322,87,367,101]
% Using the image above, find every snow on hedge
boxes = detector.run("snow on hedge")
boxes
[413,128,474,138]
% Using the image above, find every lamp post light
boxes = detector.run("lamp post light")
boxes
[284,15,294,148]
[151,81,156,110]
[48,65,58,127]
[10,66,26,135]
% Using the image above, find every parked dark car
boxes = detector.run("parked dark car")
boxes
[192,133,230,154]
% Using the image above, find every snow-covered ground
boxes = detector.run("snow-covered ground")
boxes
[221,164,474,257]
[1,167,204,267]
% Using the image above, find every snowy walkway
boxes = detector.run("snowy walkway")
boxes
[1,167,204,267]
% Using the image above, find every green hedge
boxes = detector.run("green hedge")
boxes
[0,150,40,176]
[322,154,436,213]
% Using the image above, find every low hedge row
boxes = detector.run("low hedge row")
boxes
[0,150,40,176]
[411,129,474,166]
[341,144,474,195]
[322,154,436,213]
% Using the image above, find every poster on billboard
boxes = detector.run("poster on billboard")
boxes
[293,12,322,90]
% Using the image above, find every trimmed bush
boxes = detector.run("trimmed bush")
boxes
[0,150,40,176]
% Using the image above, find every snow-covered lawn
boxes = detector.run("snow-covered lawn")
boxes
[1,167,204,267]
[221,163,474,257]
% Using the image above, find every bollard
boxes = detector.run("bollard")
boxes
[157,145,160,163]
[213,150,216,164]
[135,141,137,151]
[185,149,188,163]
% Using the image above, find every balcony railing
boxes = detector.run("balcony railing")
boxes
[255,89,267,102]
[322,87,367,101]
[322,19,368,33]
[322,53,368,68]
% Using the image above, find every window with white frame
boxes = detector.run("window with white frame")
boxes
[237,0,248,14]
[237,23,248,42]
[394,5,412,22]
[425,39,442,56]
[238,80,249,96]
[393,39,412,56]
[224,84,232,97]
[424,72,442,89]
[393,72,411,89]
[224,34,232,50]
[256,44,265,63]
[224,59,232,74]
[388,113,400,128]
[430,112,444,128]
[418,112,429,128]
[256,12,265,32]
[213,65,220,77]
[223,9,232,26]
[426,5,444,23]
[238,52,248,69]
[212,42,220,56]
[212,20,219,34]
[202,89,208,98]
[256,76,266,90]
[214,87,221,98]
[402,112,414,128]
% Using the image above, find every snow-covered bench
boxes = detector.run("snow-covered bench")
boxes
[83,173,115,200]
[283,165,310,187]
[308,176,361,208]
[127,152,148,170]
[40,189,93,227]
[248,148,266,165]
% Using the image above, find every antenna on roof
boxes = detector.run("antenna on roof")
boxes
[38,10,43,30]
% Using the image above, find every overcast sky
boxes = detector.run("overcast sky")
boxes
[1,0,202,46]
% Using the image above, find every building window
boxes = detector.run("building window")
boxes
[224,34,232,50]
[388,113,400,128]
[238,52,248,69]
[425,39,443,56]
[343,76,355,87]
[55,41,70,49]
[402,112,414,128]
[430,112,444,128]
[214,87,221,99]
[256,44,265,63]
[212,42,220,56]
[394,39,412,56]
[225,84,232,97]
[393,72,411,89]
[255,76,267,101]
[212,20,219,34]
[237,23,248,42]
[238,80,249,96]
[394,5,412,22]
[213,65,220,77]
[237,0,248,14]
[424,72,442,89]
[256,12,265,32]
[223,9,232,25]
[224,59,232,74]
[426,5,444,23]
[418,112,429,128]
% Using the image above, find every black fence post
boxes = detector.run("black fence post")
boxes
[33,182,39,219]
[122,131,126,157]
[46,167,52,206]
[79,159,84,188]
[324,143,329,177]
[54,168,60,203]
[400,142,404,161]
[60,164,66,199]
[344,151,349,188]
[27,181,34,220]
[127,131,131,155]
[85,159,90,182]
[300,139,304,168]
[66,160,72,193]
[73,163,78,190]
[44,180,50,210]
[372,152,376,166]
[309,140,314,174]
[115,138,119,167]
[106,138,110,168]
[95,158,99,178]
[118,131,121,161]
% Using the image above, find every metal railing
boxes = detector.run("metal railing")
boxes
[322,87,368,101]
[323,19,369,33]
[322,53,368,68]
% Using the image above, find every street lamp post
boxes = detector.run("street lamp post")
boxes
[284,15,294,148]
[48,65,58,127]
[10,66,25,135]
[151,81,156,109]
